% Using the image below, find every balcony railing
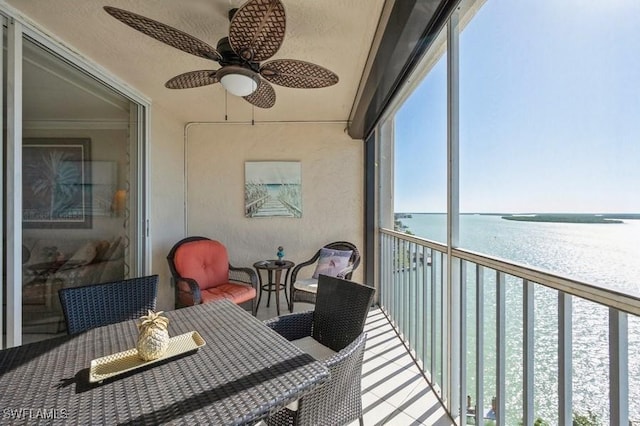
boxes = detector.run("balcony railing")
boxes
[379,228,640,426]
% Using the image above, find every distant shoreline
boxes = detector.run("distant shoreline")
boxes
[501,214,628,224]
[394,212,640,225]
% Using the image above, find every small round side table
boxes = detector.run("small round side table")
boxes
[253,260,294,316]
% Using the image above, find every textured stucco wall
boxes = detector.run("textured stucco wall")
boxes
[148,105,187,311]
[182,122,364,297]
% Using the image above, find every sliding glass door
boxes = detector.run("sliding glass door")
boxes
[2,14,148,347]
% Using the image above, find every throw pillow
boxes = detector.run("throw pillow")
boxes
[312,248,353,279]
[67,241,97,266]
[93,240,111,262]
[101,236,124,261]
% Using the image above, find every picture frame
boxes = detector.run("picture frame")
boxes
[245,161,302,218]
[22,138,92,229]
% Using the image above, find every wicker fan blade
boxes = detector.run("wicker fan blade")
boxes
[243,79,276,109]
[260,60,339,89]
[165,70,218,89]
[229,0,286,62]
[104,6,222,61]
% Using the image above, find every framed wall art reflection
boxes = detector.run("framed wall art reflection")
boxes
[22,138,92,229]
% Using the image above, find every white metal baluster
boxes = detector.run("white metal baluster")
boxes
[389,236,395,320]
[475,264,484,426]
[420,246,429,373]
[431,250,438,381]
[411,242,417,350]
[460,260,467,423]
[401,238,407,339]
[382,234,388,309]
[382,234,388,311]
[609,308,629,426]
[417,245,425,366]
[523,280,535,425]
[496,271,506,426]
[394,236,400,328]
[387,234,392,310]
[559,292,572,426]
[440,252,446,392]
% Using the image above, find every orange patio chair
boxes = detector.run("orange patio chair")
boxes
[167,237,258,315]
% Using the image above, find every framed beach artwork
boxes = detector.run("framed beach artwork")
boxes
[22,138,92,229]
[245,161,302,218]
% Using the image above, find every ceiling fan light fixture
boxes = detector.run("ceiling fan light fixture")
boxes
[217,66,259,97]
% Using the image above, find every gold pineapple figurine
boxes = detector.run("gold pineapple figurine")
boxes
[136,310,170,361]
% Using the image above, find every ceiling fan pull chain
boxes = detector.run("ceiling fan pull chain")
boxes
[225,90,228,121]
[252,105,255,126]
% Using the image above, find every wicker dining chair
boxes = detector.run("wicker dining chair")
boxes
[264,274,375,426]
[289,241,360,312]
[58,275,158,335]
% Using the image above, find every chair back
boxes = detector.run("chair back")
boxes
[167,237,230,290]
[312,275,375,352]
[323,241,360,279]
[59,275,158,334]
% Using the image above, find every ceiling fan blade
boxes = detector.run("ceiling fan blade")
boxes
[229,0,286,62]
[104,6,222,61]
[243,79,276,109]
[165,70,218,89]
[260,60,339,88]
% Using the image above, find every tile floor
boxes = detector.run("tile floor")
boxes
[255,295,454,426]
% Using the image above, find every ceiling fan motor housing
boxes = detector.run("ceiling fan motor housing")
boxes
[228,8,238,22]
[216,37,259,72]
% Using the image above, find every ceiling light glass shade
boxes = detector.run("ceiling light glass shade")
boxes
[218,66,259,97]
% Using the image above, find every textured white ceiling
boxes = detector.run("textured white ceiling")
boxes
[8,0,384,124]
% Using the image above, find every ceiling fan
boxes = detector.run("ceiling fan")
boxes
[104,0,339,109]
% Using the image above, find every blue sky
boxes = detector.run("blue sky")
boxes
[394,0,640,213]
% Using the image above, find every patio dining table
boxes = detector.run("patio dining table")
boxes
[0,299,329,425]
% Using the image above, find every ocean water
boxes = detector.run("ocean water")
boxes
[396,213,640,424]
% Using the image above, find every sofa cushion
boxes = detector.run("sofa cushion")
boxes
[173,240,230,290]
[312,248,353,279]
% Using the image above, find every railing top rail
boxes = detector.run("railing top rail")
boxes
[380,228,640,316]
[380,228,448,252]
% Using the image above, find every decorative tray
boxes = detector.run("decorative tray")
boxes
[89,331,206,383]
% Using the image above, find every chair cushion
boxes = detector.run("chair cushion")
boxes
[200,283,256,304]
[284,336,338,413]
[312,248,353,279]
[173,240,229,290]
[291,336,336,360]
[293,278,318,294]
